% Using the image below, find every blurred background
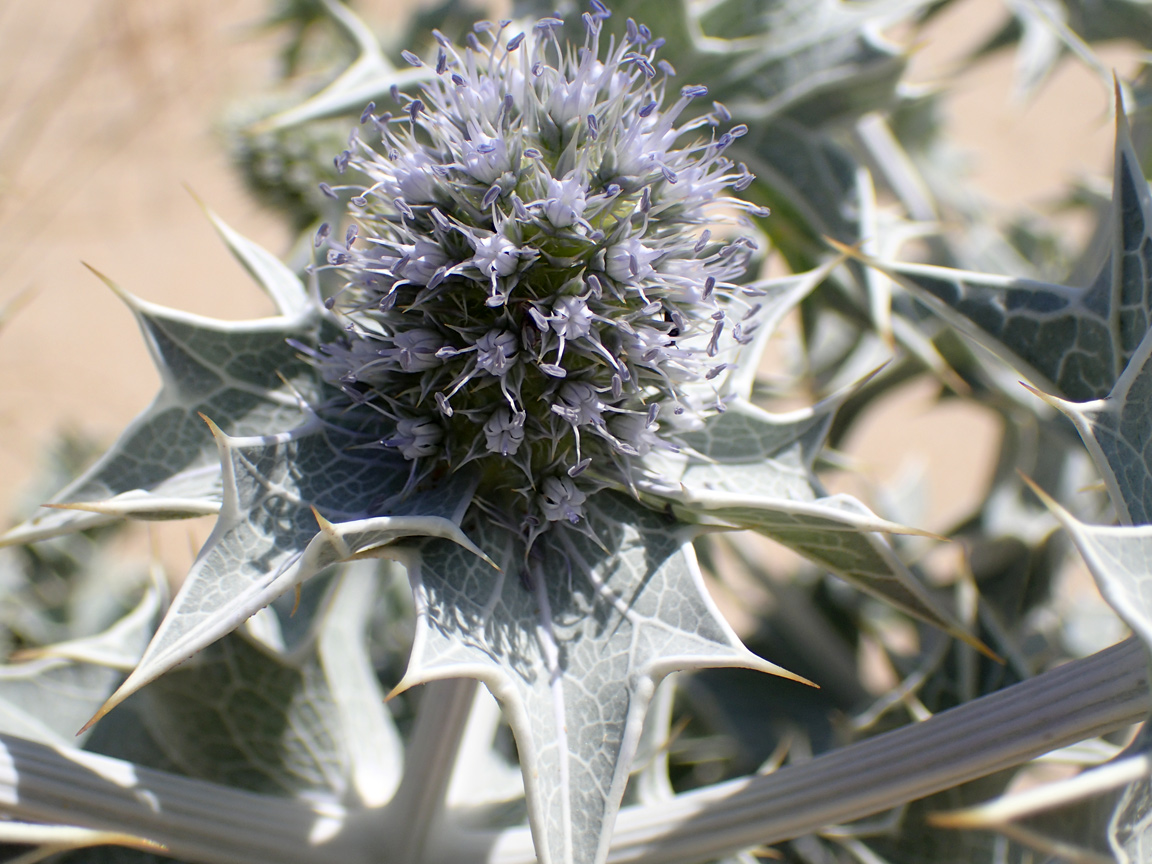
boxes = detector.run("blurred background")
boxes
[0,0,1140,578]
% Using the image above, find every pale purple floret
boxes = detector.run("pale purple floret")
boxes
[553,381,603,427]
[605,238,660,284]
[475,329,519,376]
[471,232,521,279]
[484,407,526,456]
[396,238,449,286]
[388,418,443,460]
[391,328,443,372]
[549,296,593,341]
[540,475,587,523]
[543,176,587,227]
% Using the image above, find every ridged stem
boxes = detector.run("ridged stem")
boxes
[0,640,1144,864]
[449,638,1151,864]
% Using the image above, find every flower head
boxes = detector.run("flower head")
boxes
[317,4,765,535]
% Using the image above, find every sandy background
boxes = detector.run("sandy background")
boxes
[0,0,1140,575]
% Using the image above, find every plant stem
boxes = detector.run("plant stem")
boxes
[0,641,1144,864]
[446,638,1150,864]
[383,677,480,864]
[0,735,359,864]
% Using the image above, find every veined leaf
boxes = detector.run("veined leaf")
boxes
[639,399,972,644]
[1031,481,1152,648]
[0,581,159,749]
[2,233,322,547]
[1038,319,1152,525]
[89,566,400,804]
[96,630,350,797]
[668,398,833,501]
[396,492,802,864]
[84,420,485,730]
[860,102,1152,403]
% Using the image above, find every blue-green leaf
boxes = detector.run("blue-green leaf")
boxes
[638,399,973,644]
[88,565,401,804]
[85,419,485,729]
[1042,321,1152,525]
[865,104,1152,402]
[2,267,321,547]
[1035,483,1152,646]
[0,581,159,748]
[397,492,800,864]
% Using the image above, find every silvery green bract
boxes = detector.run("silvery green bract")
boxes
[6,0,1152,863]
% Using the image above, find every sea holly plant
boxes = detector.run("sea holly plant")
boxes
[6,0,1152,863]
[1,6,944,862]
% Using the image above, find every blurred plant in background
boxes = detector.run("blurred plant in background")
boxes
[3,1,1152,863]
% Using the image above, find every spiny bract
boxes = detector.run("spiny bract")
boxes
[310,2,767,540]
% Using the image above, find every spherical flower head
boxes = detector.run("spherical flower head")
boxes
[317,4,766,536]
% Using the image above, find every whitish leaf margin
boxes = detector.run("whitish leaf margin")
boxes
[83,419,493,732]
